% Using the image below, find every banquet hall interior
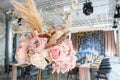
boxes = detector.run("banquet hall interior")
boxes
[0,0,120,80]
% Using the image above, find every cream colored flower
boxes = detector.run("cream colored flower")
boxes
[30,50,48,69]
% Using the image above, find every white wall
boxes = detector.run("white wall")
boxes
[0,38,5,72]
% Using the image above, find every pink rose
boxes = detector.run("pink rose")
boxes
[49,45,63,61]
[59,43,69,55]
[52,62,61,73]
[60,60,70,73]
[29,36,47,54]
[64,39,75,54]
[15,35,30,64]
[19,35,30,49]
[58,57,71,73]
[15,48,27,64]
[52,57,71,73]
[68,54,77,70]
[29,30,48,54]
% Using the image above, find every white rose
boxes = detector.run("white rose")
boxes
[30,50,48,69]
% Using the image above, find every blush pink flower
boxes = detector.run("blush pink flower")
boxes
[64,39,75,54]
[59,42,69,55]
[49,45,64,61]
[15,48,27,64]
[68,54,77,70]
[59,58,70,73]
[19,35,30,49]
[52,61,61,73]
[52,56,71,74]
[15,35,30,64]
[29,36,47,54]
[60,62,70,73]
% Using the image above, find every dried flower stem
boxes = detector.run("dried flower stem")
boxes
[11,0,42,33]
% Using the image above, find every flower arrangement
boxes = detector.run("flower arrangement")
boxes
[11,0,77,74]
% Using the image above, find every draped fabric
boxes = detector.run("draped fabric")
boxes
[11,64,17,80]
[104,31,117,56]
[79,64,91,80]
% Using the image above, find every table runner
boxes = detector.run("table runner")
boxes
[11,64,17,80]
[79,63,91,80]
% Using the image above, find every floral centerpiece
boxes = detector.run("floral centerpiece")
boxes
[11,0,77,74]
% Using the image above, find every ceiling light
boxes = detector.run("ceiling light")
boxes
[112,20,117,28]
[114,5,120,18]
[83,0,93,16]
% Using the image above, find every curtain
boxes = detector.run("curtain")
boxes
[105,31,117,56]
[71,33,78,52]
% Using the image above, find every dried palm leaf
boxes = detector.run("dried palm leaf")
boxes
[62,14,72,33]
[38,34,51,38]
[57,31,70,44]
[45,31,64,49]
[45,31,70,49]
[10,0,42,33]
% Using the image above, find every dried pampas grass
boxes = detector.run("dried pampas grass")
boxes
[11,0,42,33]
[11,0,73,48]
[62,14,72,33]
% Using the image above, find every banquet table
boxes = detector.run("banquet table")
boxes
[11,63,59,80]
[11,56,103,80]
[11,63,30,80]
[76,56,103,80]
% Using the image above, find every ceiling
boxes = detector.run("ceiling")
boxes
[0,0,119,32]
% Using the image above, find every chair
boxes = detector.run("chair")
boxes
[100,58,111,67]
[7,63,13,78]
[100,62,111,67]
[102,58,110,61]
[99,66,112,70]
[101,60,110,63]
[97,68,112,80]
[7,63,22,78]
[96,58,112,80]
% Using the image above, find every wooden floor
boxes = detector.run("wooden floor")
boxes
[0,57,120,80]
